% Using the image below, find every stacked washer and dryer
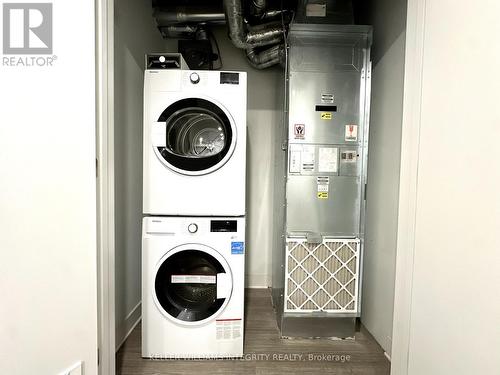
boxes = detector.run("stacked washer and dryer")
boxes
[141,53,247,358]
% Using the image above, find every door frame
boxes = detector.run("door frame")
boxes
[94,0,426,374]
[96,0,115,373]
[390,0,426,374]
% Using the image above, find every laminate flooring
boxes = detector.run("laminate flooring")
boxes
[116,288,390,375]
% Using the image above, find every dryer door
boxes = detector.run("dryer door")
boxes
[154,97,236,176]
[153,244,233,325]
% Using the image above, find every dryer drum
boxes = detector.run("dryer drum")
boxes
[157,98,234,173]
[155,249,227,322]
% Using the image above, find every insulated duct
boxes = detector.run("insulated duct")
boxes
[223,0,284,48]
[246,43,285,70]
[223,0,286,68]
[250,0,266,19]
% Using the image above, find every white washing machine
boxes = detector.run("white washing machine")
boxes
[142,216,245,358]
[143,64,247,216]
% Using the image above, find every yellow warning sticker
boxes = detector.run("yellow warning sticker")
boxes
[320,112,332,120]
[317,192,329,199]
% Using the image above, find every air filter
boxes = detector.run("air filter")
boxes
[285,237,360,313]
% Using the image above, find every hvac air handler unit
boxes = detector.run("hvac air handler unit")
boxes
[272,24,372,339]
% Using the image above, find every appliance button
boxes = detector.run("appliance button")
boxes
[190,72,200,84]
[188,223,198,233]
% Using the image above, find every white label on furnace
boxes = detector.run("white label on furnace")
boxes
[289,146,301,173]
[317,184,329,192]
[345,124,358,142]
[321,93,334,104]
[171,275,216,284]
[316,176,330,199]
[318,147,338,173]
[301,146,315,172]
[306,3,327,17]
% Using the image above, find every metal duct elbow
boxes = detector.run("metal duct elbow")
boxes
[223,0,284,49]
[223,0,247,48]
[246,43,285,69]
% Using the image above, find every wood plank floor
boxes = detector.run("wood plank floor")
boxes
[116,289,390,375]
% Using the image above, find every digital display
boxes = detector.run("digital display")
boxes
[210,220,237,232]
[220,72,239,85]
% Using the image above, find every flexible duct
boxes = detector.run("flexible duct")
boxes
[223,0,284,48]
[223,0,286,68]
[246,22,284,47]
[154,0,287,69]
[250,0,266,19]
[246,44,285,70]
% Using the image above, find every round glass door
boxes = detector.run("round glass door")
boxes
[155,98,235,175]
[154,247,232,324]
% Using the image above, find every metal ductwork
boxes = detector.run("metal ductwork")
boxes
[159,25,199,39]
[223,0,286,69]
[152,0,289,69]
[154,6,226,26]
[223,0,284,48]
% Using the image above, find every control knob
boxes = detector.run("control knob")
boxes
[189,72,200,84]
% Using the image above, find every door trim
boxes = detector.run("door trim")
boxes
[390,0,426,374]
[96,0,115,373]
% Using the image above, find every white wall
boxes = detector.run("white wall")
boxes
[392,0,500,373]
[0,1,98,374]
[114,0,166,348]
[362,0,407,356]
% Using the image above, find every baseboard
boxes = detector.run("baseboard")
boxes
[245,274,269,288]
[115,301,142,352]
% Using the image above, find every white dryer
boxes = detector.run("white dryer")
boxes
[142,216,245,358]
[143,65,247,216]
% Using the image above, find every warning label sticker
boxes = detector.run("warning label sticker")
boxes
[317,176,330,199]
[345,125,358,142]
[321,93,334,103]
[320,112,332,120]
[216,319,242,340]
[294,124,305,139]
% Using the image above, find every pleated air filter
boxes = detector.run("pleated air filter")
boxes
[285,238,360,313]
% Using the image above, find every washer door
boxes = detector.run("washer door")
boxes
[154,98,236,175]
[153,244,233,325]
